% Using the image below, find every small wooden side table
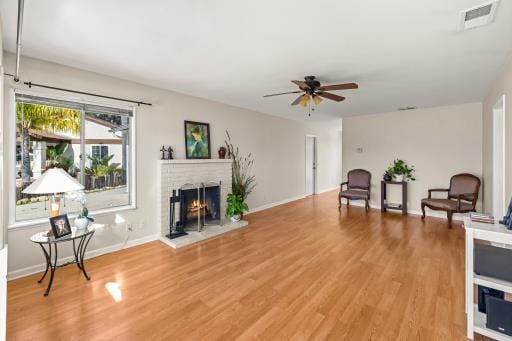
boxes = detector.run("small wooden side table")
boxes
[380,180,408,216]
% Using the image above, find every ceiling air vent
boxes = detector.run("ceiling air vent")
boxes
[398,106,417,111]
[460,0,499,30]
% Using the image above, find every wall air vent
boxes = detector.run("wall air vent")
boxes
[460,0,499,31]
[398,106,417,111]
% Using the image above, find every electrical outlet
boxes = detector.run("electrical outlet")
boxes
[356,147,363,154]
[127,223,134,232]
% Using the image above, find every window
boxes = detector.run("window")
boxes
[14,92,135,223]
[91,145,109,158]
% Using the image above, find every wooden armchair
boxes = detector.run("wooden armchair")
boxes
[339,169,371,211]
[421,173,480,228]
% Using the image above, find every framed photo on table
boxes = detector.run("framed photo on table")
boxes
[49,214,72,238]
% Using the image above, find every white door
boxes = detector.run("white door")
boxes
[493,95,506,218]
[305,136,317,196]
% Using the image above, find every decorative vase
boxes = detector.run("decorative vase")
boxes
[218,150,226,159]
[393,174,405,182]
[230,214,241,222]
[75,217,90,230]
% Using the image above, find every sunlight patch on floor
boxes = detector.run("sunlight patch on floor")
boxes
[105,282,123,302]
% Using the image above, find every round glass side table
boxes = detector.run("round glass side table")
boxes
[30,225,95,296]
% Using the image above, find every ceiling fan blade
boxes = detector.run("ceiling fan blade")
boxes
[299,94,310,107]
[312,95,322,105]
[263,90,303,98]
[317,92,346,102]
[291,80,311,90]
[318,82,358,91]
[291,94,304,105]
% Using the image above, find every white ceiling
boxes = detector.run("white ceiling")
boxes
[1,0,512,119]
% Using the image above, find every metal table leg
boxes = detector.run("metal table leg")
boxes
[44,243,58,296]
[78,232,94,280]
[73,238,84,270]
[37,244,50,283]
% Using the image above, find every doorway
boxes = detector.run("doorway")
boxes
[493,95,506,218]
[305,135,318,196]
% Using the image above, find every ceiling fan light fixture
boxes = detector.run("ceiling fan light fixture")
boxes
[299,94,310,107]
[312,95,322,105]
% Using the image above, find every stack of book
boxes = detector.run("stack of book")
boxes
[470,213,495,224]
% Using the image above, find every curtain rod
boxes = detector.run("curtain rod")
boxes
[21,81,152,106]
[4,73,152,106]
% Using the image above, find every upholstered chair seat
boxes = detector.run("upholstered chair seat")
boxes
[421,198,475,211]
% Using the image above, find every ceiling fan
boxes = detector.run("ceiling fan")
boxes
[263,76,358,108]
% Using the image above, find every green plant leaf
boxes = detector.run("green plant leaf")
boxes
[225,193,249,217]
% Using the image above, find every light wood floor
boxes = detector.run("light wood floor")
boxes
[8,191,472,340]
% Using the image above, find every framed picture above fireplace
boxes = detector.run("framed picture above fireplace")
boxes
[184,121,211,159]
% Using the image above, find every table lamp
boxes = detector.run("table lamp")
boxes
[22,168,84,217]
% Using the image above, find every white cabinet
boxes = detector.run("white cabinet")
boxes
[465,217,512,340]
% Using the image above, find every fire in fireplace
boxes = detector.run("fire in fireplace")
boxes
[171,182,221,233]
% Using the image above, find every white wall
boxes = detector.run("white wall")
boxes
[483,55,512,214]
[0,20,4,248]
[342,103,483,215]
[2,52,340,276]
[0,19,7,341]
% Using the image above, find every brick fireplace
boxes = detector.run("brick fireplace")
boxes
[157,159,233,239]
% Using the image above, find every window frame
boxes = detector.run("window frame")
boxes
[8,88,137,228]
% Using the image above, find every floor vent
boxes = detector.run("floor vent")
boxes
[460,1,499,30]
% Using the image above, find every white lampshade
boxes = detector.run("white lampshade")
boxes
[22,168,84,195]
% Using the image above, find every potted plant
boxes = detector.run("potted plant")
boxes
[383,168,393,181]
[225,131,256,201]
[225,193,249,222]
[384,159,416,182]
[67,190,95,229]
[76,206,95,229]
[218,146,227,159]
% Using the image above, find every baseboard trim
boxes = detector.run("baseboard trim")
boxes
[345,201,465,221]
[247,194,306,215]
[317,186,339,194]
[7,234,159,280]
[247,186,339,215]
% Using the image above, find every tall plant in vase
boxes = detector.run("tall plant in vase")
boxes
[225,131,256,219]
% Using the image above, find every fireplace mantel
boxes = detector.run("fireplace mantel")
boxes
[158,159,233,164]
